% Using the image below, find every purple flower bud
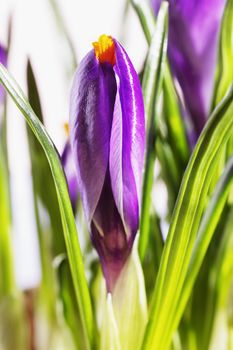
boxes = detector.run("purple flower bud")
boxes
[152,0,226,140]
[0,44,7,105]
[70,35,145,291]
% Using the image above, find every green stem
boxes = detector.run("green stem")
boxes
[0,144,15,296]
[139,2,168,260]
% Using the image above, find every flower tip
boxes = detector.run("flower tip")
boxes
[92,34,116,66]
[63,122,70,137]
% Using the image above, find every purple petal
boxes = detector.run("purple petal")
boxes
[151,0,226,140]
[69,51,117,224]
[168,0,226,137]
[0,45,7,105]
[109,40,145,237]
[91,170,130,291]
[151,0,162,14]
[61,140,79,211]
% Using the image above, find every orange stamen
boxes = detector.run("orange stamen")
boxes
[92,34,116,66]
[64,122,69,137]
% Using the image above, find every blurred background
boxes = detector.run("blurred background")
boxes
[0,0,148,291]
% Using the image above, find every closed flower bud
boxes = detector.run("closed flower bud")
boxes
[70,35,145,291]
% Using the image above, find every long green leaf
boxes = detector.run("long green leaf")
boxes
[49,0,77,77]
[143,86,233,350]
[0,144,14,296]
[164,155,233,350]
[131,0,156,45]
[163,66,190,169]
[0,63,93,349]
[139,1,168,260]
[27,59,87,350]
[201,206,233,349]
[131,0,190,168]
[133,0,190,246]
[26,60,65,325]
[0,36,15,297]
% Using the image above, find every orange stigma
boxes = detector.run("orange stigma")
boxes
[92,35,116,66]
[64,122,69,137]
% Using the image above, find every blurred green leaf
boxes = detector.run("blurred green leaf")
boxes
[133,0,190,245]
[57,256,89,350]
[0,145,14,299]
[26,60,64,255]
[139,1,168,260]
[0,144,14,297]
[131,0,156,45]
[163,66,190,169]
[0,63,94,350]
[143,86,233,350]
[26,60,65,325]
[0,294,29,350]
[131,0,190,168]
[0,72,14,297]
[49,0,77,77]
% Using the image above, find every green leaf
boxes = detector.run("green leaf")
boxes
[142,86,233,350]
[26,60,66,325]
[133,0,190,256]
[0,63,94,350]
[163,66,190,169]
[142,214,163,302]
[169,155,233,350]
[199,205,233,349]
[0,144,15,296]
[139,1,168,260]
[57,256,89,350]
[49,0,77,77]
[131,0,190,173]
[0,95,14,297]
[0,294,29,350]
[26,60,64,261]
[26,63,91,348]
[131,0,156,45]
[0,25,15,297]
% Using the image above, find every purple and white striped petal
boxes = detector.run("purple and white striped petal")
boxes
[109,40,145,237]
[70,51,117,224]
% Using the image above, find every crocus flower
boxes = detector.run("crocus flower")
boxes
[152,0,226,141]
[0,44,7,105]
[70,35,145,291]
[61,124,79,211]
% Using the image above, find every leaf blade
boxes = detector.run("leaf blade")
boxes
[139,1,168,260]
[143,86,233,350]
[0,63,94,349]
